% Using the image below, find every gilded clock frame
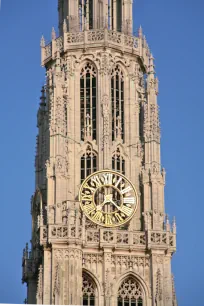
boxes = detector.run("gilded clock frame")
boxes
[79,169,138,228]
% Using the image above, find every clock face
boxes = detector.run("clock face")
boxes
[79,170,138,228]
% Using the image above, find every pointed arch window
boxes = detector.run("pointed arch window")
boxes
[116,0,122,32]
[80,63,97,142]
[111,65,124,142]
[82,273,97,306]
[118,277,144,306]
[81,145,97,182]
[112,147,125,175]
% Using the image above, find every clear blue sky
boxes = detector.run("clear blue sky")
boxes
[0,0,203,305]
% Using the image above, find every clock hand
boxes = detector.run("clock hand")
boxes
[96,194,113,210]
[109,199,121,210]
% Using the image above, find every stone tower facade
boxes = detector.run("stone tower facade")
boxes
[22,1,177,305]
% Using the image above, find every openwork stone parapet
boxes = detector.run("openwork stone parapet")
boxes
[40,225,176,253]
[41,29,150,68]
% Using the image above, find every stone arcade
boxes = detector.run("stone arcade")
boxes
[22,1,177,305]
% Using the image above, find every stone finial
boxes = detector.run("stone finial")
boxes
[52,27,56,40]
[63,19,67,33]
[172,217,177,234]
[24,298,27,304]
[155,77,159,95]
[149,53,155,74]
[40,86,46,106]
[40,35,45,48]
[161,168,166,183]
[166,214,170,232]
[138,25,143,38]
[25,243,29,259]
[143,35,147,48]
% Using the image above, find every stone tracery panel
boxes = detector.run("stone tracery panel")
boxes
[118,276,144,306]
[82,272,97,306]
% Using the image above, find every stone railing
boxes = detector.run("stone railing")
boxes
[40,225,176,252]
[41,29,149,66]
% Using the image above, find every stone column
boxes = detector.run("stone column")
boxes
[43,248,52,304]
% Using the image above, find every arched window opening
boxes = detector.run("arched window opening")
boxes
[112,147,125,175]
[116,0,122,32]
[118,277,144,306]
[80,63,97,142]
[79,1,94,31]
[82,273,96,306]
[111,65,124,142]
[81,146,97,182]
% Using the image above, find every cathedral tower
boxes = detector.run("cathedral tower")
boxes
[22,1,177,305]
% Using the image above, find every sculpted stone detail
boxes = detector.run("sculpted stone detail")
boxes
[82,273,96,300]
[67,32,84,44]
[51,226,68,238]
[66,55,77,78]
[54,249,82,261]
[108,31,122,44]
[112,255,149,269]
[117,232,129,244]
[36,265,43,304]
[87,230,99,243]
[101,94,110,147]
[151,232,167,245]
[88,30,104,42]
[98,52,110,75]
[53,263,60,303]
[133,233,146,246]
[103,231,114,243]
[155,269,163,303]
[83,254,103,265]
[118,277,143,301]
[104,269,113,297]
[153,255,164,265]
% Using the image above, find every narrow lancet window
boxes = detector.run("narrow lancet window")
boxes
[111,65,124,142]
[112,147,125,175]
[81,145,97,182]
[80,63,97,141]
[116,0,122,32]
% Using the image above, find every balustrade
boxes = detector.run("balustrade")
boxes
[39,225,176,251]
[41,29,142,65]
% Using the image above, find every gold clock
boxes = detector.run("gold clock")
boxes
[79,170,138,228]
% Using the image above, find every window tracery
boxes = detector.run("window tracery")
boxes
[112,147,125,175]
[80,62,97,141]
[111,65,124,142]
[82,273,96,306]
[78,0,94,31]
[118,277,144,306]
[81,145,97,182]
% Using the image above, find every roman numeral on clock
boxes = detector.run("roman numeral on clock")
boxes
[105,214,113,225]
[123,197,136,204]
[114,177,122,188]
[83,203,95,215]
[121,185,132,195]
[114,212,123,222]
[92,211,103,223]
[81,193,93,201]
[120,205,133,217]
[103,173,113,185]
[91,175,102,188]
